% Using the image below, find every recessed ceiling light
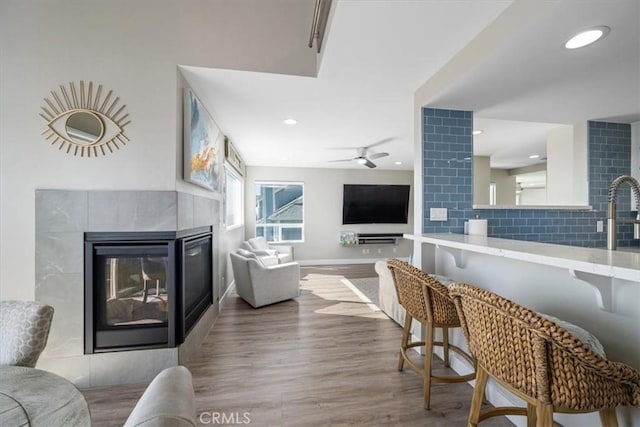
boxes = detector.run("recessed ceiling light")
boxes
[394,161,402,165]
[472,130,483,135]
[283,118,297,125]
[529,154,540,159]
[564,26,610,49]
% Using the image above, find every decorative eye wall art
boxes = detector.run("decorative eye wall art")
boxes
[40,81,130,157]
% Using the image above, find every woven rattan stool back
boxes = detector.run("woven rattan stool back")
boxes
[449,282,640,426]
[386,258,458,326]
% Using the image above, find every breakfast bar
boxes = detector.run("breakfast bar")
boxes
[405,233,640,427]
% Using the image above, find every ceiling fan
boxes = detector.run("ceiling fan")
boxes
[328,138,393,168]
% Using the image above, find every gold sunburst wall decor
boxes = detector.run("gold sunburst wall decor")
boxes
[39,80,130,157]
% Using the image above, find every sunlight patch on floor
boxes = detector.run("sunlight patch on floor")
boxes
[339,278,380,312]
[314,301,388,319]
[302,273,387,319]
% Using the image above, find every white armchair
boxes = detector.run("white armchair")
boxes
[230,249,300,308]
[241,236,293,264]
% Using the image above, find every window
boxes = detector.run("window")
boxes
[255,182,304,242]
[225,168,243,229]
[489,183,497,206]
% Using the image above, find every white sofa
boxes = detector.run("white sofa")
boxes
[229,249,300,308]
[240,236,293,264]
[375,260,406,327]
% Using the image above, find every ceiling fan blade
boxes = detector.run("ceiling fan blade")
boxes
[365,137,395,149]
[326,146,362,150]
[368,152,389,160]
[363,159,376,168]
[328,158,354,163]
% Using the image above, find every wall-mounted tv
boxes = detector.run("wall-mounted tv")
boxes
[342,184,410,224]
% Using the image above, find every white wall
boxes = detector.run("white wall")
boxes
[518,187,546,205]
[473,156,490,205]
[244,166,414,263]
[490,168,516,205]
[0,0,317,300]
[546,124,588,205]
[573,122,589,204]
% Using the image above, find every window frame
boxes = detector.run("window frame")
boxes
[224,166,244,231]
[254,180,304,243]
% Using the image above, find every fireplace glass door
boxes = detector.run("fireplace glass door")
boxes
[99,249,168,327]
[87,243,175,352]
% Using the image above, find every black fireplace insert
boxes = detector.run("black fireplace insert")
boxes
[84,227,213,353]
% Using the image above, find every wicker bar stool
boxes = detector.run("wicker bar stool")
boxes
[449,283,640,427]
[386,258,475,409]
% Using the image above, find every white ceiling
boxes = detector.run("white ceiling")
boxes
[181,0,640,171]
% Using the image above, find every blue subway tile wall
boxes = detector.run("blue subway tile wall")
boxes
[422,108,637,247]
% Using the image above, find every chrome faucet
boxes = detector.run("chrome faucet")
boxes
[607,175,640,250]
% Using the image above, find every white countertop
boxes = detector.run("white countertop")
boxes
[405,233,640,282]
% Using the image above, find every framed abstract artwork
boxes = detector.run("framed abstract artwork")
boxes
[183,89,221,191]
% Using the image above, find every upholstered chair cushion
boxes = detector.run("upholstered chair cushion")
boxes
[539,313,606,356]
[236,248,257,259]
[239,241,253,252]
[0,300,54,367]
[236,249,278,266]
[124,366,196,427]
[247,236,270,251]
[242,238,294,264]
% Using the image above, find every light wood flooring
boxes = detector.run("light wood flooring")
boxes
[83,264,513,426]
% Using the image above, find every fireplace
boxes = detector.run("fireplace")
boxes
[84,227,212,353]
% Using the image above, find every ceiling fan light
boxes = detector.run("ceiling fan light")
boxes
[356,158,367,165]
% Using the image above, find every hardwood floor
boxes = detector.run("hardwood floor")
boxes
[83,264,513,426]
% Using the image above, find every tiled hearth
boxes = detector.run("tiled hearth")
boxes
[35,190,219,388]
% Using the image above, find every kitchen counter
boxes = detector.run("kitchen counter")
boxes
[404,233,639,282]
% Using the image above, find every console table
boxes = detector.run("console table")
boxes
[0,366,91,426]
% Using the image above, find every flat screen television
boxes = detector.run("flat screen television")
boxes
[342,184,410,224]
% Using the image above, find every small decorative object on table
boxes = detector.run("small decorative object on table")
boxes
[340,231,357,246]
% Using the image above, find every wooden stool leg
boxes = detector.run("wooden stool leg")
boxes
[398,313,412,371]
[599,408,618,427]
[442,326,450,368]
[424,322,434,410]
[468,365,488,427]
[535,402,553,427]
[526,403,536,427]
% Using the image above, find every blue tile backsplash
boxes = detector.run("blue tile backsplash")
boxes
[422,108,637,247]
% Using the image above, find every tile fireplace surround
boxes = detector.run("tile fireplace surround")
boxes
[35,190,219,388]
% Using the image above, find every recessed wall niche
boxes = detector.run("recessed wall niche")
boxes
[39,81,130,157]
